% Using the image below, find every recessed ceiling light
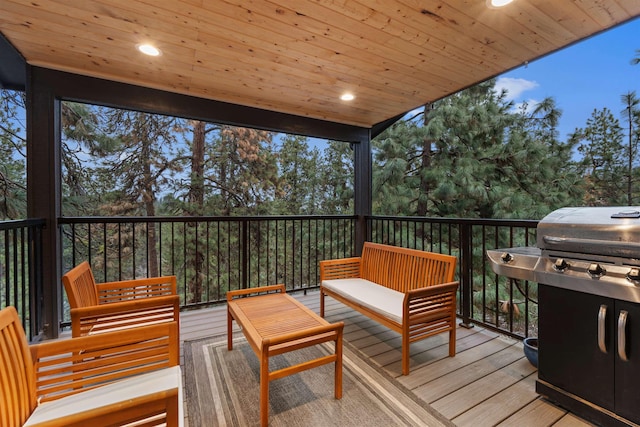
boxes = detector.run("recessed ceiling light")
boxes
[137,44,161,56]
[340,93,355,101]
[487,0,514,7]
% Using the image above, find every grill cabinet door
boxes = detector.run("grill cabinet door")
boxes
[538,285,615,411]
[615,300,640,424]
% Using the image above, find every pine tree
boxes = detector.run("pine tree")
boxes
[573,108,625,206]
[620,92,640,205]
[373,81,582,219]
[319,142,354,214]
[0,90,26,219]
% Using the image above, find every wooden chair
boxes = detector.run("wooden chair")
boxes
[62,261,180,338]
[0,306,182,427]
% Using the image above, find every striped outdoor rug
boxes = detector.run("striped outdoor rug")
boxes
[183,335,452,426]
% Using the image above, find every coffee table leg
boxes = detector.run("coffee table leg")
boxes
[227,308,233,351]
[260,352,269,427]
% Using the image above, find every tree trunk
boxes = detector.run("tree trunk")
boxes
[417,103,434,216]
[186,121,206,303]
[141,142,159,277]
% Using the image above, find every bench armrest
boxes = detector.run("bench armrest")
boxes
[404,281,459,319]
[319,257,361,281]
[70,294,180,337]
[96,275,177,304]
[406,281,459,299]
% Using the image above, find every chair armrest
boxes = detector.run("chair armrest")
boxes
[319,257,361,281]
[70,295,180,337]
[29,321,179,403]
[96,275,177,304]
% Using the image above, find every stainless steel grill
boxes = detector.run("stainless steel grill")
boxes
[487,206,640,303]
[488,206,640,426]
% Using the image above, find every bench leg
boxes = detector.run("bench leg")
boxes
[320,289,325,317]
[402,331,410,375]
[260,352,269,427]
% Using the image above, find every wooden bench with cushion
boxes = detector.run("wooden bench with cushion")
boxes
[319,242,459,375]
[62,261,180,339]
[0,306,182,427]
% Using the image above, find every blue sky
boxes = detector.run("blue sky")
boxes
[495,17,640,142]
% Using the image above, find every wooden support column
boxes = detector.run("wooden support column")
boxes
[353,130,372,256]
[26,66,62,339]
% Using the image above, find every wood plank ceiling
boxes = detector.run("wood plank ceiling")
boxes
[0,0,639,128]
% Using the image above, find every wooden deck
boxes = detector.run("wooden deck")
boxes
[179,290,594,427]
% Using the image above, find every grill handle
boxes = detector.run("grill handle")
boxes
[618,310,629,362]
[542,236,640,258]
[598,305,607,354]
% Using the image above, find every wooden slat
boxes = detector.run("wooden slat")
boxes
[497,398,568,426]
[430,357,537,419]
[451,373,539,426]
[406,338,518,393]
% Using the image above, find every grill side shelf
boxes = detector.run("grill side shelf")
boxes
[486,247,540,282]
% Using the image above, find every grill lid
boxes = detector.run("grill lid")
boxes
[537,206,640,259]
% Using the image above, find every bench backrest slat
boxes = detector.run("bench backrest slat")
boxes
[0,306,37,427]
[360,242,456,292]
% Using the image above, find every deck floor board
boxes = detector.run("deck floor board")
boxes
[179,290,593,426]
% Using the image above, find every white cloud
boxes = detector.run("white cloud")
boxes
[495,77,539,101]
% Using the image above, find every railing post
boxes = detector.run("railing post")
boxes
[241,219,248,290]
[459,222,474,328]
[355,215,367,256]
[29,222,45,341]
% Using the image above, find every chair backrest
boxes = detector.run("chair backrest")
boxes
[360,242,457,293]
[62,261,99,308]
[0,306,37,427]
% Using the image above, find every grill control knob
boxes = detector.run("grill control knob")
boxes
[554,258,568,272]
[501,252,513,263]
[627,268,640,283]
[588,263,606,278]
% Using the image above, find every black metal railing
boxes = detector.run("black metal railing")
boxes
[59,215,357,321]
[3,215,540,340]
[0,219,45,340]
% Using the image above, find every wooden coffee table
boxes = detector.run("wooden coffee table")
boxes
[227,284,344,427]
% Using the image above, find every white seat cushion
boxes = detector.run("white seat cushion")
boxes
[25,366,183,426]
[322,278,403,324]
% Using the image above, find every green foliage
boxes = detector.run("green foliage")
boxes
[373,81,583,219]
[573,108,626,205]
[0,90,26,219]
